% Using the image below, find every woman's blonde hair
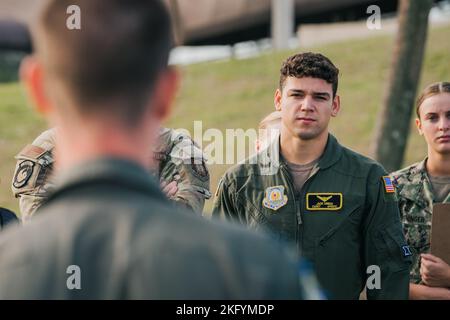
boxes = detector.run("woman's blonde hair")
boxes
[258,111,282,130]
[416,82,450,118]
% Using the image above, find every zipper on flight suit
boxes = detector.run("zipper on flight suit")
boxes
[280,164,302,249]
[280,164,301,223]
[297,165,320,252]
[280,163,320,253]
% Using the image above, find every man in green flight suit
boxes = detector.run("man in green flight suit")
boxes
[0,0,315,299]
[213,52,412,300]
[12,126,211,222]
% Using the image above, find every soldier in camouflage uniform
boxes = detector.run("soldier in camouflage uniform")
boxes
[11,128,56,221]
[156,127,211,213]
[12,127,211,222]
[390,82,450,299]
[391,161,450,283]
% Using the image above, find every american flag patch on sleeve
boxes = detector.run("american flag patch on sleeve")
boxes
[382,176,395,193]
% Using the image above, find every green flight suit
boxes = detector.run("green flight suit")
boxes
[391,159,450,284]
[213,133,411,300]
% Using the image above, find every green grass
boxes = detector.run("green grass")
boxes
[1,24,449,215]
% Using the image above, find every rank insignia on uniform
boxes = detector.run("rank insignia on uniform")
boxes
[262,186,288,211]
[13,160,35,189]
[306,193,342,211]
[401,245,412,257]
[382,176,395,193]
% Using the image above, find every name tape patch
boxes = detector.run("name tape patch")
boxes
[306,193,343,211]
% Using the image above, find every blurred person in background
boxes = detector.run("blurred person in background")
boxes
[11,126,211,222]
[256,111,282,153]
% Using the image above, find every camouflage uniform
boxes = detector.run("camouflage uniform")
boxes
[155,128,211,213]
[11,128,56,222]
[391,159,450,284]
[12,127,211,221]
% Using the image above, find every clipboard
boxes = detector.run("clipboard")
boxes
[430,203,450,265]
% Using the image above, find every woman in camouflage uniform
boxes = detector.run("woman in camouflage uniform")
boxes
[391,82,450,299]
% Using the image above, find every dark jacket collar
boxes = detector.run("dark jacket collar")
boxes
[258,132,343,173]
[47,157,164,202]
[316,134,343,170]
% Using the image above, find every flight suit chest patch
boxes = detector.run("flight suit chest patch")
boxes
[306,193,343,211]
[262,186,288,211]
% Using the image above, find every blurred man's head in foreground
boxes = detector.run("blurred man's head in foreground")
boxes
[21,0,176,129]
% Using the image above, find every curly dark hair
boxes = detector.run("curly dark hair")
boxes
[279,52,339,97]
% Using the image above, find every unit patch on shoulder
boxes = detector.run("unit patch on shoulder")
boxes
[306,193,343,211]
[262,186,288,211]
[13,160,35,189]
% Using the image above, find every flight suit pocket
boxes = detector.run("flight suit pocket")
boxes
[312,204,362,246]
[375,225,412,272]
[240,191,297,243]
[242,198,271,229]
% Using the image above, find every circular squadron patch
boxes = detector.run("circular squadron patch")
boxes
[13,160,35,189]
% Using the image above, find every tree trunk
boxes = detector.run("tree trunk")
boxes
[371,0,433,172]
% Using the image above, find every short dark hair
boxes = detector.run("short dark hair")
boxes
[279,52,339,97]
[35,0,173,125]
[416,82,450,118]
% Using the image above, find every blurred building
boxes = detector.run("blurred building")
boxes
[0,0,400,47]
